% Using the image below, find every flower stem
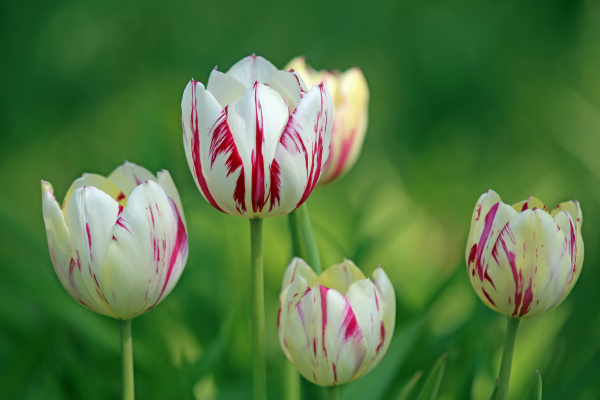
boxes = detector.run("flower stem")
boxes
[496,317,521,400]
[250,218,266,400]
[327,387,339,400]
[289,203,322,273]
[120,319,134,400]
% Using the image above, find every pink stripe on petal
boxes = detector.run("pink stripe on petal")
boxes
[251,83,266,213]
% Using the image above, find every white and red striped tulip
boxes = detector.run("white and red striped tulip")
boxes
[41,162,188,320]
[285,56,369,185]
[181,54,333,218]
[466,189,583,319]
[278,258,395,386]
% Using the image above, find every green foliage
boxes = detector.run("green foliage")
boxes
[2,0,600,399]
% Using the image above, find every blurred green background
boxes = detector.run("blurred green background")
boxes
[2,0,600,398]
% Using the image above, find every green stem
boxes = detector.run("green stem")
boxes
[284,361,300,400]
[120,319,134,400]
[496,317,521,400]
[289,203,322,273]
[327,386,339,400]
[251,218,266,400]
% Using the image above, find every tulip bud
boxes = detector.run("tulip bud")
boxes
[41,162,188,320]
[466,190,583,318]
[181,54,333,218]
[285,56,369,185]
[278,258,395,386]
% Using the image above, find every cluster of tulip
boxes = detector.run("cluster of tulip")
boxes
[41,54,584,400]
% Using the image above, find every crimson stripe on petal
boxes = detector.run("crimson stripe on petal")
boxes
[252,83,266,213]
[188,80,224,213]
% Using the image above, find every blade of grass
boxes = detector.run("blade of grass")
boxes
[415,353,447,400]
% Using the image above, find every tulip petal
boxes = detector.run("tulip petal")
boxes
[63,186,121,317]
[206,68,247,108]
[317,259,366,295]
[182,80,244,215]
[552,200,584,286]
[320,67,369,184]
[466,190,518,287]
[272,83,333,215]
[284,284,367,386]
[226,54,278,88]
[364,266,396,374]
[486,209,572,318]
[344,279,383,378]
[512,195,549,213]
[157,169,187,229]
[278,273,312,360]
[107,161,157,199]
[62,173,125,211]
[226,83,289,216]
[101,180,188,319]
[42,181,112,316]
[265,70,305,112]
[281,257,318,289]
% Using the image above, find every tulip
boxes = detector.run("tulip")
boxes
[285,56,369,185]
[181,54,333,218]
[278,258,395,387]
[466,189,583,319]
[41,161,188,320]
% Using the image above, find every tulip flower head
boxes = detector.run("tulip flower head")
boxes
[278,258,395,386]
[466,190,583,318]
[182,55,333,218]
[41,162,188,320]
[285,56,369,185]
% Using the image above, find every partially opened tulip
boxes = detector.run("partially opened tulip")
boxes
[465,189,583,400]
[182,54,333,218]
[278,258,395,387]
[285,56,369,185]
[466,189,583,319]
[41,161,188,400]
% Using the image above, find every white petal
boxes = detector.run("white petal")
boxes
[182,79,244,215]
[278,274,312,361]
[281,257,318,289]
[283,284,367,386]
[272,83,333,216]
[63,186,121,316]
[486,209,572,318]
[265,70,305,112]
[206,68,247,108]
[157,169,187,229]
[226,55,278,88]
[226,83,289,216]
[107,161,157,198]
[62,173,125,211]
[552,200,584,287]
[363,267,395,374]
[42,181,112,316]
[344,279,382,378]
[101,181,188,319]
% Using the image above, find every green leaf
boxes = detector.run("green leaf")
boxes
[533,370,542,400]
[340,317,426,400]
[487,379,498,400]
[396,371,423,400]
[415,353,447,400]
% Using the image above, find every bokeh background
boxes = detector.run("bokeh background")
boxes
[2,0,600,399]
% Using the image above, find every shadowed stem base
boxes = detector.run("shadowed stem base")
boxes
[250,218,266,400]
[496,317,521,400]
[327,386,339,400]
[120,319,134,400]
